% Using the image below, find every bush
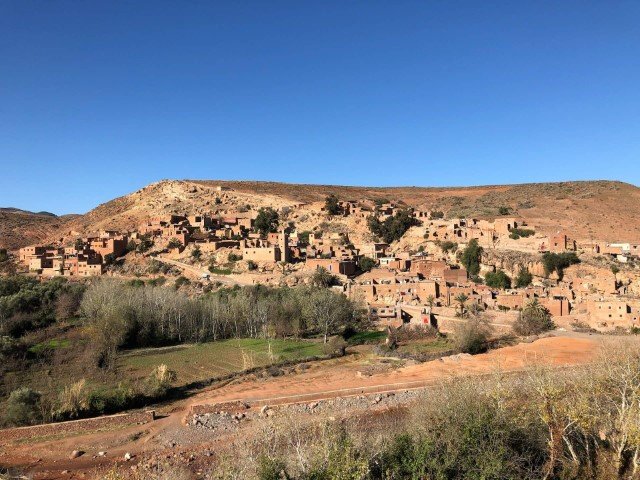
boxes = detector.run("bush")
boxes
[439,240,458,253]
[509,228,535,240]
[56,379,90,419]
[3,387,43,426]
[0,249,9,263]
[167,238,182,249]
[191,246,202,260]
[430,210,444,219]
[145,364,177,397]
[174,276,191,289]
[247,260,258,271]
[311,267,338,288]
[136,236,154,253]
[498,206,511,215]
[322,336,348,356]
[228,253,243,262]
[453,316,492,354]
[512,299,554,336]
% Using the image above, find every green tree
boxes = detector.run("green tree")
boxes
[311,267,337,288]
[167,238,182,249]
[515,266,533,288]
[454,293,469,317]
[0,249,9,263]
[367,209,419,243]
[512,299,554,336]
[191,246,202,261]
[485,270,511,289]
[358,256,376,272]
[254,207,280,236]
[460,239,483,277]
[541,252,579,280]
[324,194,341,215]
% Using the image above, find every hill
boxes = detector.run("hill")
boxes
[3,179,640,249]
[0,209,78,250]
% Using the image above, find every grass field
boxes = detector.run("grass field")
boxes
[118,338,325,386]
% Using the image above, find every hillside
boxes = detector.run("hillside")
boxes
[4,179,640,249]
[0,210,77,250]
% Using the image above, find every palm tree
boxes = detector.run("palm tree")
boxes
[454,293,469,317]
[426,295,435,309]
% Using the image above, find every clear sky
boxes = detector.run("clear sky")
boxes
[1,1,639,214]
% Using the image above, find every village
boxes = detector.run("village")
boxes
[16,186,640,333]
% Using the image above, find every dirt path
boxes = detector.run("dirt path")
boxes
[0,333,606,478]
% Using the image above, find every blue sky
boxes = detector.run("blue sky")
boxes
[1,1,639,214]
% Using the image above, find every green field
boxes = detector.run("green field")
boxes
[118,338,324,386]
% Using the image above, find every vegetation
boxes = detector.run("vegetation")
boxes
[247,260,258,271]
[191,246,202,260]
[430,210,444,219]
[311,267,338,288]
[358,256,376,272]
[367,209,419,243]
[460,239,483,277]
[254,207,280,236]
[167,238,182,249]
[498,205,511,215]
[509,227,535,239]
[541,252,580,280]
[210,346,640,480]
[453,315,492,354]
[136,235,154,253]
[515,266,533,288]
[0,248,9,263]
[228,253,243,262]
[485,269,511,289]
[324,194,341,215]
[512,299,555,336]
[439,240,458,253]
[297,230,312,244]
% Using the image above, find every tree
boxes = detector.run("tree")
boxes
[136,235,154,253]
[0,249,9,263]
[297,230,311,244]
[74,238,84,251]
[512,299,554,336]
[311,267,337,288]
[485,270,511,289]
[541,252,579,280]
[367,209,419,243]
[430,211,444,219]
[254,207,280,236]
[454,293,469,317]
[515,267,533,288]
[191,246,202,261]
[325,194,341,215]
[304,288,356,343]
[440,241,458,254]
[460,239,483,277]
[498,206,510,215]
[358,256,376,273]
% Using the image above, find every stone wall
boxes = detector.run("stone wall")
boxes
[0,410,155,444]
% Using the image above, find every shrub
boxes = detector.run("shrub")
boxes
[57,379,90,419]
[174,276,191,289]
[440,240,458,253]
[512,299,554,336]
[453,316,492,354]
[191,246,202,260]
[136,236,154,253]
[311,267,338,288]
[611,264,620,275]
[498,206,511,215]
[0,249,9,263]
[145,364,177,397]
[322,336,348,356]
[167,238,183,249]
[430,210,444,219]
[228,253,243,262]
[509,228,535,240]
[3,387,43,426]
[247,260,258,271]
